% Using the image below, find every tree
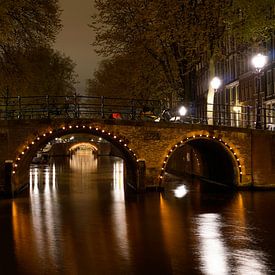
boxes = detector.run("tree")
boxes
[0,46,77,97]
[86,51,169,100]
[0,0,63,96]
[91,0,194,100]
[0,0,61,50]
[91,0,275,112]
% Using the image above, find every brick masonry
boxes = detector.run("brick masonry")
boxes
[0,118,274,192]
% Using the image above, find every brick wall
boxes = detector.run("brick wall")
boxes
[0,118,273,192]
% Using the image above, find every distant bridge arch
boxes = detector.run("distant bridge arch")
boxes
[68,142,99,152]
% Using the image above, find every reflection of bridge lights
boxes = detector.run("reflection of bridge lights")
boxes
[44,167,50,194]
[173,184,188,198]
[111,159,129,260]
[113,159,124,199]
[196,213,229,274]
[195,212,269,274]
[69,150,98,172]
[29,164,60,265]
[52,163,56,188]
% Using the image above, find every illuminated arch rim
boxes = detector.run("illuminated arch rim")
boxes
[69,142,98,152]
[12,124,138,175]
[159,134,243,184]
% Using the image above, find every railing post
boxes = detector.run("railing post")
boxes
[100,96,105,118]
[247,106,251,128]
[4,94,8,120]
[46,95,50,118]
[263,106,267,130]
[218,103,221,125]
[202,103,207,124]
[17,96,22,119]
[223,104,226,126]
[74,93,78,118]
[131,99,136,120]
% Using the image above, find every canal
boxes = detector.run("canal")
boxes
[0,150,275,274]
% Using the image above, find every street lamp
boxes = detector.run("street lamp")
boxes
[178,105,187,116]
[210,77,222,124]
[210,77,222,91]
[251,53,267,129]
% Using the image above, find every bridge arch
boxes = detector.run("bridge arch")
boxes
[12,124,139,191]
[159,134,243,188]
[68,142,98,152]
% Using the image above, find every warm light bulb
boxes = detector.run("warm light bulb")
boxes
[210,77,222,90]
[252,53,267,71]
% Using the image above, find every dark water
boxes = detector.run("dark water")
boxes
[0,150,275,274]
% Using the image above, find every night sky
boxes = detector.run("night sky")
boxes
[54,0,102,94]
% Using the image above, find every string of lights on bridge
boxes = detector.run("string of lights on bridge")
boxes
[159,134,243,184]
[12,124,137,175]
[12,125,243,187]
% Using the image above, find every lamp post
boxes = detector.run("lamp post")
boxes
[209,77,222,125]
[251,53,267,129]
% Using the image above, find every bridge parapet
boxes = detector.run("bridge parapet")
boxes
[0,95,274,131]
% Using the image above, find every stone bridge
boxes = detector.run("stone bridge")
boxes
[0,118,274,195]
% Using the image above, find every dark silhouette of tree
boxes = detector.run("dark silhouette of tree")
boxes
[90,0,275,102]
[0,0,77,97]
[86,51,169,100]
[0,46,77,96]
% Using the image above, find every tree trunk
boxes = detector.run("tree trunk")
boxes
[207,57,215,125]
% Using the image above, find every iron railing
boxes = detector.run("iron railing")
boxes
[0,95,274,130]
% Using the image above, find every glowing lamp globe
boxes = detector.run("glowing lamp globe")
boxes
[251,54,267,71]
[210,77,222,90]
[178,106,187,116]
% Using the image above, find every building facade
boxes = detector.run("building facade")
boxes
[193,33,275,129]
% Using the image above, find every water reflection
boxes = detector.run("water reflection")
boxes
[193,194,270,275]
[111,159,130,261]
[195,213,229,274]
[29,164,61,270]
[69,150,98,172]
[1,155,274,274]
[173,184,188,198]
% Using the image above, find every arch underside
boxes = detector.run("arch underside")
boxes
[13,128,138,192]
[165,138,239,188]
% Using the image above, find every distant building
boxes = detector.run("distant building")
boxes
[191,32,275,128]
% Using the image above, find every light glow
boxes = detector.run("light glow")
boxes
[210,77,222,90]
[251,53,267,71]
[179,106,187,116]
[174,184,188,198]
